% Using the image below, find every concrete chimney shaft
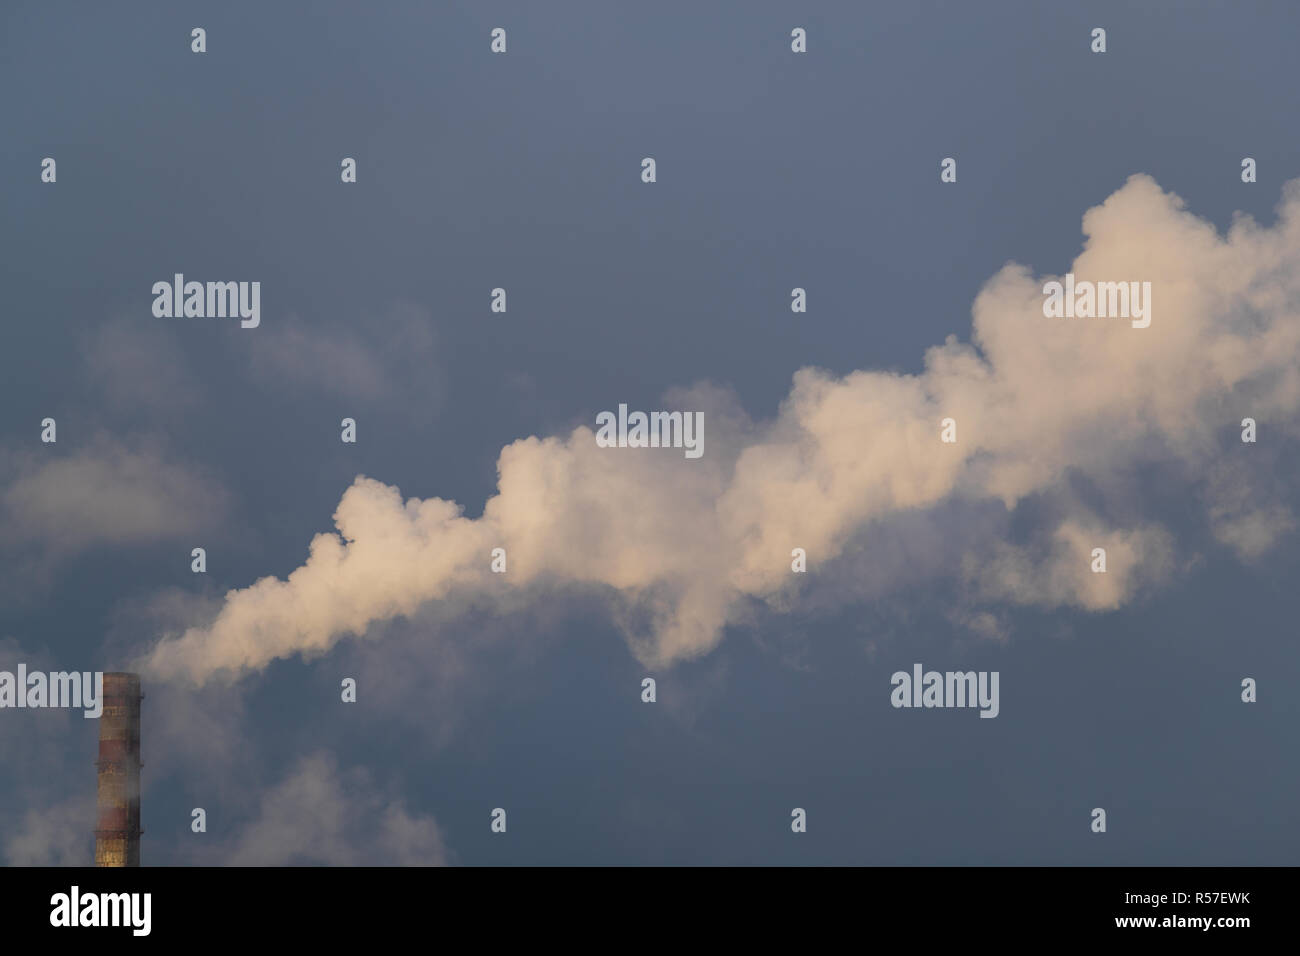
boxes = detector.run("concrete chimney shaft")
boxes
[94,672,141,867]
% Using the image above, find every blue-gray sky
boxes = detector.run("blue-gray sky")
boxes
[2,1,1298,865]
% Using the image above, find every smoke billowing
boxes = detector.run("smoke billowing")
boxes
[144,175,1300,685]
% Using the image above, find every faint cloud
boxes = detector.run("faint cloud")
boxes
[79,317,200,421]
[3,796,95,866]
[1,434,229,560]
[217,752,450,866]
[244,303,442,416]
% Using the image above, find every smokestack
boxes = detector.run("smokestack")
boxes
[94,672,141,867]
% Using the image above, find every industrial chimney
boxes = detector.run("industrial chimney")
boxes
[94,672,141,867]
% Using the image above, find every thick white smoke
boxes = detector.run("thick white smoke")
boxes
[144,174,1300,684]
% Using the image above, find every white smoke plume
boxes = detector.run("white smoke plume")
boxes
[144,174,1300,684]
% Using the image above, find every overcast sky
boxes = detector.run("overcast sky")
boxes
[2,1,1298,865]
